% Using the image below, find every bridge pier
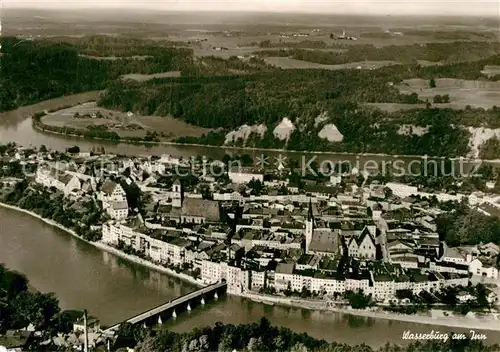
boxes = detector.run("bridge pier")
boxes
[187,303,191,311]
[172,309,177,319]
[158,315,163,325]
[214,292,218,300]
[143,322,147,329]
[201,296,205,305]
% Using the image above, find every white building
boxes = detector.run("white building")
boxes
[226,265,249,294]
[347,230,376,260]
[385,183,418,198]
[35,166,81,197]
[228,169,264,184]
[106,200,129,220]
[98,179,127,203]
[310,275,345,295]
[372,275,396,301]
[440,247,468,265]
[98,179,129,219]
[201,260,224,284]
[469,258,499,279]
[250,270,266,290]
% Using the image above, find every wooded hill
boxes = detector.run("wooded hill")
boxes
[3,36,500,157]
[98,55,500,157]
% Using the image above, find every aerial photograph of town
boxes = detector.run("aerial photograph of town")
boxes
[1,0,500,351]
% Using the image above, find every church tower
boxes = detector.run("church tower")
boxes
[305,199,314,254]
[172,178,183,208]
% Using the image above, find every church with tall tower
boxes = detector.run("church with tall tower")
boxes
[172,178,183,208]
[304,200,342,257]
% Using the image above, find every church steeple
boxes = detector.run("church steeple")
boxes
[172,178,183,208]
[305,199,314,254]
[307,199,314,222]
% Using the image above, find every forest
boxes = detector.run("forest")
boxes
[0,38,114,111]
[436,199,500,248]
[0,36,276,112]
[99,64,500,156]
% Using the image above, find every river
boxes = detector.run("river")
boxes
[0,95,483,176]
[1,206,500,348]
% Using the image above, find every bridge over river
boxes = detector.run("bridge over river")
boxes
[104,282,227,334]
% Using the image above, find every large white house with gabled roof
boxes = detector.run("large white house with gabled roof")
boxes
[98,179,128,219]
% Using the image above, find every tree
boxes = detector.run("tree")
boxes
[440,287,459,308]
[433,95,443,104]
[114,322,146,349]
[66,145,80,154]
[395,289,413,301]
[429,77,436,88]
[406,92,419,104]
[301,286,312,298]
[248,179,264,196]
[476,283,490,310]
[9,291,61,331]
[344,290,373,309]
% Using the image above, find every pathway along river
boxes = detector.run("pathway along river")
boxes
[2,206,500,348]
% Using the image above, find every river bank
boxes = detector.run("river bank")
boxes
[32,108,483,163]
[2,201,500,332]
[0,202,203,289]
[240,293,500,332]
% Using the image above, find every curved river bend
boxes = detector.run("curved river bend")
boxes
[1,206,500,348]
[0,98,483,173]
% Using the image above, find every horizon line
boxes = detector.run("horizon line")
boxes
[3,7,497,18]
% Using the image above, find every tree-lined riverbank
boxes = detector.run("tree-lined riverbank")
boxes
[0,202,203,289]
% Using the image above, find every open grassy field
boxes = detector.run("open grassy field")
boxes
[78,54,152,60]
[41,102,211,140]
[364,102,461,112]
[264,57,400,70]
[417,60,444,67]
[396,78,500,109]
[121,71,182,82]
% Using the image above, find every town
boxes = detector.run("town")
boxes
[1,143,499,314]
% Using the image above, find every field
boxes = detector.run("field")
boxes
[264,57,400,70]
[396,78,500,109]
[6,9,499,53]
[121,71,182,82]
[364,103,428,113]
[363,102,470,112]
[41,102,211,140]
[416,60,443,67]
[78,54,152,60]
